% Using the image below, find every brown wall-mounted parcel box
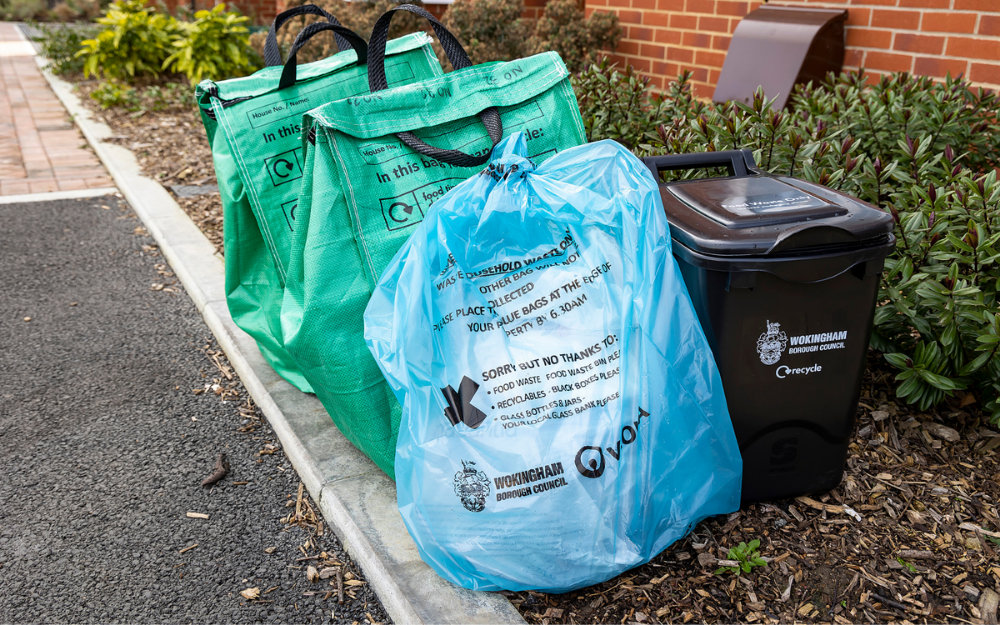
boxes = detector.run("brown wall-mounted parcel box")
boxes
[714,6,848,109]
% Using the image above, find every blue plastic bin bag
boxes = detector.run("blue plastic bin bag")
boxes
[364,132,742,593]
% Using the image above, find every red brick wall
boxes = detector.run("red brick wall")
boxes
[159,0,279,23]
[525,0,548,18]
[235,0,280,23]
[588,0,1000,98]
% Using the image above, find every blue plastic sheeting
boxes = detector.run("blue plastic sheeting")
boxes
[365,133,742,592]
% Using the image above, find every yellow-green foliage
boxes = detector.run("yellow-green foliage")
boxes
[164,4,260,84]
[76,0,179,79]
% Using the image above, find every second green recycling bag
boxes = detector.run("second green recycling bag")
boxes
[284,4,587,477]
[197,7,442,392]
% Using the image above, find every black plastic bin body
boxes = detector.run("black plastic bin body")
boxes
[642,150,895,502]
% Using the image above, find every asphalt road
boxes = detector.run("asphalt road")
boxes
[0,196,390,624]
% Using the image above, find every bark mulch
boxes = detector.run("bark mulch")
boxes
[72,78,1000,625]
[499,360,1000,625]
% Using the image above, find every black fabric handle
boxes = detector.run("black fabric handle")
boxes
[279,22,368,91]
[367,3,502,168]
[263,5,349,67]
[642,150,758,180]
[367,4,471,92]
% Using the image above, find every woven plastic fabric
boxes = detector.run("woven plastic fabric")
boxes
[196,32,441,392]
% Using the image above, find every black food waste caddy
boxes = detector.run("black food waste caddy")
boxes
[643,150,895,502]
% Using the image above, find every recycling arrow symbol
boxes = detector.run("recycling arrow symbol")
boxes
[389,201,416,223]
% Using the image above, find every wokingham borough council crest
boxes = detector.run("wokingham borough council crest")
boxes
[453,460,490,513]
[756,320,788,365]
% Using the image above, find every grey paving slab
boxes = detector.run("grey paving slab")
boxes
[171,183,220,198]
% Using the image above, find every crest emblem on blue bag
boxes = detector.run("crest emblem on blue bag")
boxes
[453,460,490,512]
[756,320,788,365]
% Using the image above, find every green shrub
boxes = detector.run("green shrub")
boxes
[76,0,180,80]
[52,3,78,21]
[46,0,99,22]
[441,0,530,65]
[443,0,619,71]
[573,58,680,151]
[141,81,187,111]
[266,0,617,72]
[90,80,188,113]
[1,0,47,21]
[574,63,1000,423]
[33,23,100,75]
[90,78,140,109]
[164,3,260,84]
[526,0,619,73]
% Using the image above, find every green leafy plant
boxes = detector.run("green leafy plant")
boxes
[142,82,186,111]
[90,79,139,110]
[526,0,619,73]
[573,64,1000,424]
[443,0,619,72]
[441,0,530,65]
[49,0,99,21]
[32,23,100,75]
[163,4,260,84]
[52,2,76,21]
[1,0,47,21]
[573,60,689,151]
[261,0,617,72]
[714,539,767,576]
[76,0,180,79]
[90,80,187,113]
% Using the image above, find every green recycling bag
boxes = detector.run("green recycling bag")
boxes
[283,4,586,477]
[196,8,442,392]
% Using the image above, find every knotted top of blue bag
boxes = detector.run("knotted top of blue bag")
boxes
[483,132,536,177]
[477,133,537,200]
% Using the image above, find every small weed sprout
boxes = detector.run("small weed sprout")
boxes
[714,539,767,576]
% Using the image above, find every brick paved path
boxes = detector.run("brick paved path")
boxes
[0,22,112,196]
